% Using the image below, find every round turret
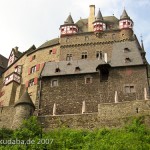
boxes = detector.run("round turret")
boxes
[119,9,133,29]
[60,14,78,36]
[11,90,35,129]
[93,9,106,32]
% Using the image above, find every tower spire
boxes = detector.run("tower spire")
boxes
[140,34,145,51]
[96,9,103,21]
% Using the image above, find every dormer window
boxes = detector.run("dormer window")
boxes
[75,66,80,72]
[124,48,130,53]
[125,57,131,63]
[55,68,60,73]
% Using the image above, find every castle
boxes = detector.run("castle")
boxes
[0,5,150,129]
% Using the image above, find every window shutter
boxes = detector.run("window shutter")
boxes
[28,68,31,75]
[36,64,40,71]
[52,48,57,54]
[25,81,29,88]
[30,56,33,62]
[34,77,38,85]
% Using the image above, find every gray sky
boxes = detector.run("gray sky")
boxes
[0,0,150,62]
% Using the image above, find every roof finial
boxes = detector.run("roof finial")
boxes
[140,34,143,42]
[140,34,145,50]
[123,0,125,9]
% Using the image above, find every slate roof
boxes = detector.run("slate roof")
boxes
[95,9,103,21]
[41,40,144,77]
[120,9,130,20]
[76,16,119,32]
[37,38,59,50]
[0,54,8,69]
[111,41,143,67]
[26,45,36,55]
[15,90,35,108]
[41,59,106,77]
[64,14,74,24]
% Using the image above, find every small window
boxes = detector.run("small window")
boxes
[51,79,58,87]
[55,68,60,73]
[124,85,135,93]
[125,57,131,63]
[66,54,72,61]
[75,66,80,72]
[124,48,130,53]
[49,50,53,55]
[128,22,130,25]
[85,36,89,41]
[123,22,126,25]
[32,55,36,60]
[29,79,34,87]
[96,51,103,59]
[85,76,92,84]
[81,52,87,59]
[31,66,36,74]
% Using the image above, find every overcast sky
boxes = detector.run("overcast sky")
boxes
[0,0,150,62]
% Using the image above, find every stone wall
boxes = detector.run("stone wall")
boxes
[38,100,150,130]
[0,106,15,128]
[98,100,150,119]
[39,66,148,115]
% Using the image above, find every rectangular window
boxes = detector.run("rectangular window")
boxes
[124,85,135,93]
[85,76,92,84]
[29,79,34,87]
[96,51,103,59]
[15,65,22,75]
[81,52,87,59]
[66,54,72,61]
[51,79,58,87]
[49,50,52,54]
[31,66,36,74]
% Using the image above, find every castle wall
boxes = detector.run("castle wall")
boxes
[38,100,150,130]
[0,106,15,128]
[39,65,148,115]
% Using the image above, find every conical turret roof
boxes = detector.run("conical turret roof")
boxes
[14,90,35,108]
[120,9,130,20]
[64,14,74,24]
[95,9,103,21]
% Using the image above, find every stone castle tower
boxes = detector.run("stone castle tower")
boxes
[11,90,35,129]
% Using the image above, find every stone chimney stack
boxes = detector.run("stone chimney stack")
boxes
[88,5,95,32]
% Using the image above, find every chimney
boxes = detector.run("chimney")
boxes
[14,46,18,52]
[88,5,95,32]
